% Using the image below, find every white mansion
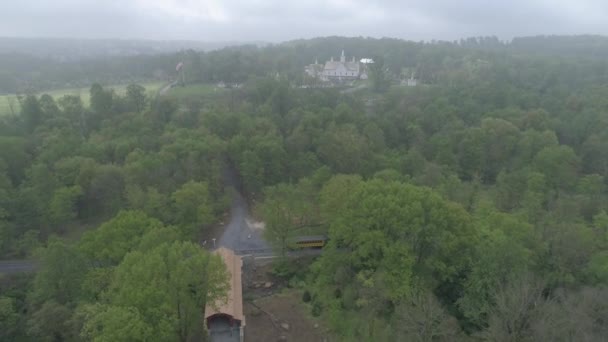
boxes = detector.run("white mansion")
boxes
[305,50,368,82]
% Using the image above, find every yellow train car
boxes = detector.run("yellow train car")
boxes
[292,235,328,249]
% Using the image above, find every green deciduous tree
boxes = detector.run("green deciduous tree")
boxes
[90,83,114,116]
[152,97,179,125]
[26,300,76,342]
[534,145,580,192]
[126,84,147,112]
[393,291,464,342]
[369,56,390,92]
[86,164,125,217]
[171,181,214,239]
[125,184,169,220]
[58,94,87,137]
[260,178,322,257]
[480,275,546,342]
[99,241,229,342]
[459,208,534,328]
[79,210,165,266]
[537,219,594,286]
[317,124,372,174]
[528,287,608,341]
[79,304,152,342]
[458,127,484,181]
[0,136,30,185]
[478,118,521,182]
[319,174,363,223]
[31,237,87,306]
[576,174,605,220]
[313,180,477,325]
[48,185,83,228]
[514,129,558,169]
[0,219,13,257]
[586,251,608,285]
[21,94,43,133]
[39,94,60,121]
[0,296,20,341]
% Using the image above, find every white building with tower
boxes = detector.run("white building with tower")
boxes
[305,50,368,83]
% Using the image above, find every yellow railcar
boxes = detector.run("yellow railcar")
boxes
[292,235,328,249]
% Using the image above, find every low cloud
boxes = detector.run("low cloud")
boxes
[1,0,608,41]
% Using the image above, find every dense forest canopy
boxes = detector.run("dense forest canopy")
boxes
[2,35,608,341]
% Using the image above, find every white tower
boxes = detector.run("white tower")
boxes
[340,50,346,63]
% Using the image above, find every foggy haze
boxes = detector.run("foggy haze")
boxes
[2,0,608,42]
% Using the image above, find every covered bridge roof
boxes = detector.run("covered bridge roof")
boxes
[204,247,245,326]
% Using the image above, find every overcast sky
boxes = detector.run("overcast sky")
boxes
[1,0,608,42]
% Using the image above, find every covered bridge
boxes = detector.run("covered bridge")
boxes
[205,247,245,342]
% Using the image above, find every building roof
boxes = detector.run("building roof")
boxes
[204,247,245,326]
[323,61,340,70]
[323,61,360,72]
[305,64,323,72]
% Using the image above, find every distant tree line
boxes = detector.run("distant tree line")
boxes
[5,35,608,94]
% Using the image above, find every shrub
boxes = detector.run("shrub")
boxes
[302,290,312,303]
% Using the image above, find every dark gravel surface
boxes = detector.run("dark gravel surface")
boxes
[218,190,269,252]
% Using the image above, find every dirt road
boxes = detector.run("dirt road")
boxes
[158,81,177,96]
[217,167,269,252]
[218,190,268,251]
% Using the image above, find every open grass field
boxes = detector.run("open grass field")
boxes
[0,82,164,116]
[165,83,226,100]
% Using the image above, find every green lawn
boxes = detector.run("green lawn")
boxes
[165,83,226,100]
[0,95,18,116]
[0,82,164,116]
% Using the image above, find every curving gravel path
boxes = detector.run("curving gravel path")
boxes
[217,168,269,252]
[218,189,269,252]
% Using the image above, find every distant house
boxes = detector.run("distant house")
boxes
[401,71,418,87]
[321,50,360,81]
[305,59,324,79]
[305,51,369,83]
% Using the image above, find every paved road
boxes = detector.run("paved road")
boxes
[159,81,178,96]
[0,260,37,274]
[218,167,269,252]
[208,317,241,342]
[218,190,269,252]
